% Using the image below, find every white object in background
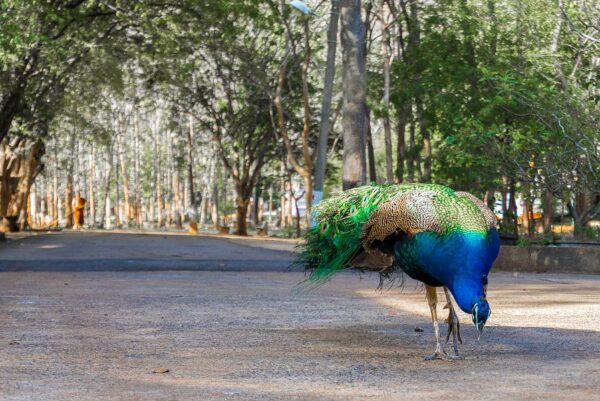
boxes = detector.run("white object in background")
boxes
[310,190,324,227]
[289,0,320,17]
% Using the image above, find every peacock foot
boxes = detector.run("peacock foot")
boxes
[444,301,463,357]
[423,343,461,361]
[424,349,463,361]
[424,350,447,361]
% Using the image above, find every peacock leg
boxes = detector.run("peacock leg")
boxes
[424,285,447,360]
[443,287,463,359]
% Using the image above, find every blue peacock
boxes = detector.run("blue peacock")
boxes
[297,183,500,360]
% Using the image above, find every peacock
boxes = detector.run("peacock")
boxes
[297,183,500,360]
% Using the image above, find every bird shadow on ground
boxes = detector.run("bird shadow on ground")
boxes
[290,322,600,364]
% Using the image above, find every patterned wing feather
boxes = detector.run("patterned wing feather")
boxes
[454,191,497,230]
[361,189,442,253]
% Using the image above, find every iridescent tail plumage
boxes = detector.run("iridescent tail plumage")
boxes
[295,184,404,286]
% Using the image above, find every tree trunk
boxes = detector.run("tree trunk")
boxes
[521,182,534,238]
[380,3,393,183]
[117,117,130,227]
[501,175,509,227]
[234,193,250,236]
[154,113,164,227]
[416,97,431,182]
[366,107,377,183]
[88,143,96,226]
[65,174,74,228]
[340,0,367,190]
[52,161,59,228]
[542,190,554,235]
[550,0,568,90]
[314,0,341,203]
[407,117,416,183]
[134,112,141,227]
[395,106,409,183]
[30,184,38,228]
[99,146,113,229]
[187,114,196,222]
[0,137,44,232]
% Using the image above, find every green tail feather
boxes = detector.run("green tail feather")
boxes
[295,184,401,286]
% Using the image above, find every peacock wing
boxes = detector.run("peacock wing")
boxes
[454,191,497,231]
[356,189,443,269]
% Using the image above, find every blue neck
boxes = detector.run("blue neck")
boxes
[450,277,484,313]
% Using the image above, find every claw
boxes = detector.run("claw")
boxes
[424,351,446,361]
[424,350,462,362]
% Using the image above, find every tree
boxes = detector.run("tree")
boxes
[340,0,368,189]
[314,0,341,208]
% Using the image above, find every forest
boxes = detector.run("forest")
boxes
[0,0,598,239]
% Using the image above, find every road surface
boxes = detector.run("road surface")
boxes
[0,232,599,400]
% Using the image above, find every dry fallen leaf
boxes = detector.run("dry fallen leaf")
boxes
[152,368,170,374]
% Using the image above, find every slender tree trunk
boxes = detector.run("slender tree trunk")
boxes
[134,112,141,228]
[52,159,58,227]
[340,0,367,189]
[508,178,518,238]
[117,117,130,227]
[521,181,534,238]
[64,135,75,229]
[65,174,74,228]
[99,146,113,229]
[550,0,568,90]
[395,106,409,183]
[501,175,509,227]
[154,113,164,227]
[407,117,416,183]
[88,143,96,226]
[366,107,377,183]
[187,114,196,222]
[46,181,53,228]
[211,162,219,229]
[115,137,121,228]
[314,0,341,203]
[268,186,273,226]
[415,97,431,182]
[173,167,182,230]
[30,185,38,228]
[380,3,393,182]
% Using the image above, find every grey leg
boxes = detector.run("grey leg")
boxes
[443,287,463,359]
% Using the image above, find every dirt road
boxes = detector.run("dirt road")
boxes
[0,232,599,400]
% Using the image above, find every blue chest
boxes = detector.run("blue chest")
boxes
[393,229,500,311]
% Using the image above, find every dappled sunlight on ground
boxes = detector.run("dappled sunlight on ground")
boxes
[356,273,600,332]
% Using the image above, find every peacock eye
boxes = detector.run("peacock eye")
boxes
[320,222,329,234]
[349,206,356,215]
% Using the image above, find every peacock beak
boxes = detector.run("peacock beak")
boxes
[476,325,484,341]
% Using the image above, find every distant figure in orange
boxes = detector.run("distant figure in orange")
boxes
[188,220,198,234]
[73,192,87,229]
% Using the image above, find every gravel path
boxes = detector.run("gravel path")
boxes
[0,232,599,400]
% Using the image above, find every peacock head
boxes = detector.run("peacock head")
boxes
[471,299,491,340]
